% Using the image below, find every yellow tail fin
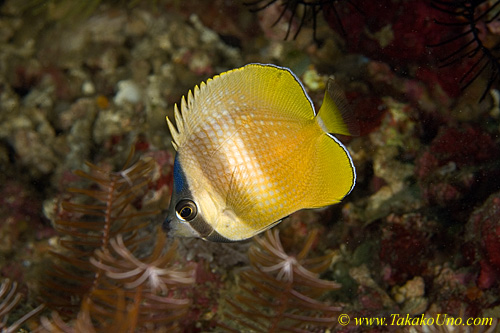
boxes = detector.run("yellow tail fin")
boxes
[316,78,359,136]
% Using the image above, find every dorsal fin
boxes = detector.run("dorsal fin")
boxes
[165,64,318,150]
[221,63,315,121]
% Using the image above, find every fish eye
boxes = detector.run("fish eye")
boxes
[175,200,197,221]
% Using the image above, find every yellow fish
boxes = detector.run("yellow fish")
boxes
[163,64,356,242]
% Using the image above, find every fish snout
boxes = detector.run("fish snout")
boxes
[162,215,200,238]
[162,217,173,235]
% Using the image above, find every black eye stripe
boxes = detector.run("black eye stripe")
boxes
[175,200,197,221]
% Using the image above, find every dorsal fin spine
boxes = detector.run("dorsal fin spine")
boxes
[167,109,180,151]
[174,102,184,135]
[181,94,188,117]
[187,89,194,110]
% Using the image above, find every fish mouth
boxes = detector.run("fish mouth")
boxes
[162,217,172,234]
[163,216,201,238]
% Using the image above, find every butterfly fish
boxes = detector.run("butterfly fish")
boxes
[163,63,357,242]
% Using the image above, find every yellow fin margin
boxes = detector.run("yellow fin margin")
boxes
[317,78,359,136]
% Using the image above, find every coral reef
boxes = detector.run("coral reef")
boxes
[40,233,195,332]
[38,151,195,331]
[1,0,500,332]
[245,0,350,43]
[466,191,500,290]
[432,0,500,101]
[218,229,340,332]
[322,0,500,100]
[379,214,435,286]
[41,151,161,310]
[0,278,43,332]
[416,125,499,216]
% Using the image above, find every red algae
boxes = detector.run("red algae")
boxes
[379,214,434,285]
[466,192,500,289]
[324,0,458,63]
[416,125,499,209]
[346,91,387,136]
[427,127,497,168]
[323,0,488,99]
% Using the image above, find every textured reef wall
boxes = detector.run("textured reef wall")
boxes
[0,0,499,332]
